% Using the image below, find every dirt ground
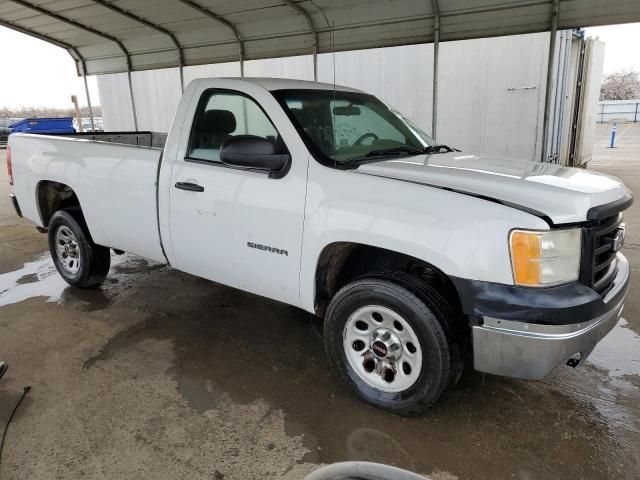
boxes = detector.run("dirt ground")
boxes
[1,125,639,479]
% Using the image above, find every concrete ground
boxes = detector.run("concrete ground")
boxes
[0,125,639,480]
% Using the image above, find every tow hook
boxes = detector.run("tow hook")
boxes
[566,353,582,368]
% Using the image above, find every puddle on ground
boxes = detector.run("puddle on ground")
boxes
[0,252,160,309]
[0,253,68,307]
[587,318,640,379]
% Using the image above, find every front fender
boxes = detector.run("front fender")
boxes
[299,163,549,313]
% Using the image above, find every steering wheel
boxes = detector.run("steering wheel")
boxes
[354,132,379,146]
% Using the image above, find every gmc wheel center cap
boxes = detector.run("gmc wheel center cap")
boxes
[370,328,402,361]
[372,341,388,358]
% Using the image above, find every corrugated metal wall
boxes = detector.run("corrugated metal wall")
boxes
[97,32,593,162]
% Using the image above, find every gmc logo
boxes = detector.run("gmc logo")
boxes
[372,341,388,357]
[611,228,625,253]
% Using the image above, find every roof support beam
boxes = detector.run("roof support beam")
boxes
[431,0,440,140]
[282,0,318,81]
[89,0,185,92]
[9,0,138,130]
[177,0,245,76]
[541,0,560,162]
[128,71,139,130]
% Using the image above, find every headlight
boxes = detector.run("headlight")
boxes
[509,229,581,286]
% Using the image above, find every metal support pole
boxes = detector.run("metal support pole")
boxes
[431,0,440,140]
[635,103,638,123]
[282,0,318,81]
[128,70,139,131]
[313,45,318,81]
[83,73,96,132]
[541,0,559,162]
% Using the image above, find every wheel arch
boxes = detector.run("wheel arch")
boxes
[313,241,464,321]
[36,180,82,227]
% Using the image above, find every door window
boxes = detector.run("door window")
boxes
[187,90,281,162]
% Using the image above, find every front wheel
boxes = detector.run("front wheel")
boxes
[48,209,111,288]
[324,275,454,415]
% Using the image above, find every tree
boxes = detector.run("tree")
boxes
[0,105,102,119]
[600,69,640,100]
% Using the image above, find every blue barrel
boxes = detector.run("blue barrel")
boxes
[9,117,76,134]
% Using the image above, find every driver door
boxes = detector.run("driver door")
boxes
[167,87,308,307]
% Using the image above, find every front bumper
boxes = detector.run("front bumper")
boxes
[464,253,629,379]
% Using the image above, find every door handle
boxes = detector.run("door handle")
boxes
[175,182,204,192]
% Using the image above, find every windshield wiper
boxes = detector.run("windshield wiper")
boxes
[343,146,424,164]
[360,144,457,158]
[424,144,457,153]
[365,146,425,157]
[341,144,458,166]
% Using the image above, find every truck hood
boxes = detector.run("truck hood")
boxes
[356,153,630,224]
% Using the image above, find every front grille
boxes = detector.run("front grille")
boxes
[580,213,624,297]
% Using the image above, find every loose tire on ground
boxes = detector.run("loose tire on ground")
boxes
[48,209,111,288]
[324,273,456,415]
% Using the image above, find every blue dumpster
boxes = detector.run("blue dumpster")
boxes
[9,117,76,134]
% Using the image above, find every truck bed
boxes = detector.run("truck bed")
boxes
[9,132,166,263]
[49,131,168,149]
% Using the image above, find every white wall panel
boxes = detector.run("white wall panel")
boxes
[96,73,137,131]
[131,68,183,133]
[438,34,548,160]
[97,33,557,161]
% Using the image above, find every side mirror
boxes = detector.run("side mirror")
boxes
[220,135,290,175]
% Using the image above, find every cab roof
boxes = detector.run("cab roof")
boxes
[211,77,364,93]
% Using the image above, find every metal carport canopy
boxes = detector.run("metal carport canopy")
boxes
[2,0,640,78]
[2,0,640,147]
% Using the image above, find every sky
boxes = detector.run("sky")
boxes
[584,23,640,73]
[0,22,639,109]
[0,26,100,109]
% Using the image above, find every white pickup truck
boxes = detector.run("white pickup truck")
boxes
[7,78,632,415]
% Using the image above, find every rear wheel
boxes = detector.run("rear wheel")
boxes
[48,209,110,288]
[324,274,456,415]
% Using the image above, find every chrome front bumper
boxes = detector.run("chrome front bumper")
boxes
[472,255,629,380]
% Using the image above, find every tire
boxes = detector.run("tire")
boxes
[324,273,454,415]
[48,208,111,288]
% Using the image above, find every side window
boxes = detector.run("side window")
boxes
[187,91,280,163]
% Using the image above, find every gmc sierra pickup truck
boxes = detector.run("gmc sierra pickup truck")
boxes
[7,78,631,415]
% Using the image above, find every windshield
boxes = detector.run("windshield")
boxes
[272,89,435,165]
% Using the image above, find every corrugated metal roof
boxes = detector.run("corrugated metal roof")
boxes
[1,0,639,76]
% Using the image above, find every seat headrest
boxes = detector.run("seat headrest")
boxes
[201,109,236,135]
